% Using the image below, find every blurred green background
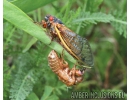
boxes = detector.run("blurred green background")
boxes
[3,0,127,100]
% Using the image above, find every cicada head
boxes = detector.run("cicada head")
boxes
[43,15,63,28]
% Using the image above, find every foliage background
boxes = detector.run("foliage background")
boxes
[3,0,127,100]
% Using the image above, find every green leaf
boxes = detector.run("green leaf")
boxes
[11,0,57,13]
[9,52,43,100]
[3,60,11,99]
[4,0,50,44]
[3,0,76,65]
[41,86,54,100]
[22,37,38,52]
[45,95,59,100]
[9,69,35,100]
[26,92,39,100]
[72,11,126,38]
[111,11,127,38]
[86,0,103,12]
[112,19,127,38]
[72,12,114,24]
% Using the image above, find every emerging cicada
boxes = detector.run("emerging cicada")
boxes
[42,15,94,68]
[48,50,84,86]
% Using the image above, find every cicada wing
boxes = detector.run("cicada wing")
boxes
[66,33,94,67]
[60,28,94,67]
[60,29,83,55]
[77,37,94,67]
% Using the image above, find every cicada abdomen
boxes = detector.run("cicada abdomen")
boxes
[48,50,65,73]
[48,50,84,86]
[43,15,94,68]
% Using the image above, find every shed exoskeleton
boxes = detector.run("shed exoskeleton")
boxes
[48,50,84,86]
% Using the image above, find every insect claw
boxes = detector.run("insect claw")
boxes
[81,65,92,69]
[80,67,86,74]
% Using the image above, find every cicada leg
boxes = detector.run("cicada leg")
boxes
[75,62,86,75]
[75,77,83,84]
[70,65,76,77]
[80,67,87,73]
[70,65,84,85]
[59,49,69,69]
[41,20,58,45]
[47,27,57,45]
[34,21,42,25]
[66,66,76,86]
[60,49,65,59]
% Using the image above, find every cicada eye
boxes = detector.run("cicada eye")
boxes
[44,16,48,22]
[49,16,54,21]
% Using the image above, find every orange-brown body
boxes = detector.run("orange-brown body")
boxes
[48,50,84,86]
[42,15,94,68]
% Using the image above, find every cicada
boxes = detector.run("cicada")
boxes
[42,15,94,68]
[48,50,84,86]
